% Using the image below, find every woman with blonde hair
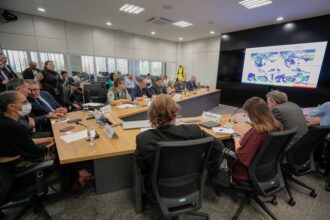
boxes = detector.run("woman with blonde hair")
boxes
[231,96,283,181]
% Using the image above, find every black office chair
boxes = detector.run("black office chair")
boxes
[135,137,214,220]
[216,128,297,220]
[83,83,108,103]
[282,126,330,205]
[0,160,65,219]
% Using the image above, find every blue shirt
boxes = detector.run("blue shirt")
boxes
[125,78,138,89]
[308,102,330,126]
[186,81,198,91]
[131,86,152,100]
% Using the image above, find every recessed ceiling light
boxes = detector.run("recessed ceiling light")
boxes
[173,21,193,28]
[119,4,145,14]
[151,31,156,35]
[178,37,183,41]
[106,22,112,26]
[221,34,229,39]
[276,17,284,22]
[37,7,46,12]
[238,0,272,9]
[210,31,215,34]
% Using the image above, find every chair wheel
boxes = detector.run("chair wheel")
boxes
[309,191,317,198]
[326,183,330,192]
[288,198,296,206]
[271,198,278,205]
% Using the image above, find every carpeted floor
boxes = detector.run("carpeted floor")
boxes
[4,105,330,220]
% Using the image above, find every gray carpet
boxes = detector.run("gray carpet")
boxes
[4,105,330,219]
[14,173,330,220]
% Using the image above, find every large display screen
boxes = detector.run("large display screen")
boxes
[241,41,328,88]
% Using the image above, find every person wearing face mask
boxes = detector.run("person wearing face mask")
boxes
[40,60,64,106]
[0,91,54,163]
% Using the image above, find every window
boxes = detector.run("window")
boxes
[140,60,150,76]
[116,58,128,75]
[95,57,106,74]
[81,56,94,73]
[30,52,39,66]
[2,49,29,73]
[151,61,163,76]
[40,52,65,71]
[107,58,116,73]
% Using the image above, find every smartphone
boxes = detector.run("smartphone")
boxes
[60,126,75,132]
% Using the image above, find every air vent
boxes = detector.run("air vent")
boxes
[146,17,173,25]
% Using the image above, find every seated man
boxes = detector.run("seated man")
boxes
[26,80,67,117]
[107,77,132,106]
[125,72,138,90]
[308,101,330,127]
[150,77,167,95]
[131,77,152,101]
[135,95,223,186]
[6,79,59,137]
[174,78,186,92]
[63,82,83,111]
[186,75,198,91]
[266,90,308,148]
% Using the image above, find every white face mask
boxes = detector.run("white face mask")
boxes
[18,103,32,116]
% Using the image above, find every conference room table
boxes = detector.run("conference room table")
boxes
[52,89,223,194]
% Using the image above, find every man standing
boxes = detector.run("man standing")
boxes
[0,52,18,79]
[0,60,9,92]
[107,78,132,106]
[131,77,152,101]
[22,61,41,79]
[266,90,308,148]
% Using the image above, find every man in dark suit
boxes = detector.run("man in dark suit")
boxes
[26,79,67,116]
[186,75,198,91]
[0,52,18,79]
[0,60,9,92]
[135,94,223,181]
[150,77,167,95]
[266,90,308,148]
[22,61,41,79]
[63,82,83,111]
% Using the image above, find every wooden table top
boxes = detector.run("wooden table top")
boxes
[111,89,220,119]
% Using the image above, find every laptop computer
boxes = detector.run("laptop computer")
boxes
[122,120,151,130]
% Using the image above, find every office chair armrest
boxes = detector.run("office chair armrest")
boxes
[14,160,55,178]
[222,148,237,160]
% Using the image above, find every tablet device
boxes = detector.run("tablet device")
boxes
[199,121,220,129]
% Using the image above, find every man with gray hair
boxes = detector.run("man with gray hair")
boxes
[266,90,308,148]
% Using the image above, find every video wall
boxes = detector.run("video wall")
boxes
[217,14,330,107]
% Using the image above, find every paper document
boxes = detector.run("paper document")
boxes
[212,127,234,135]
[140,127,153,132]
[60,130,88,143]
[117,104,136,109]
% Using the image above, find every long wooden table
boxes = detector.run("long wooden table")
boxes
[111,89,220,121]
[52,90,222,193]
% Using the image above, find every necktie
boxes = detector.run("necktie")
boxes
[36,97,54,113]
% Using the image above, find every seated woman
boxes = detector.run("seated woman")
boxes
[135,94,224,182]
[0,91,93,188]
[107,78,132,106]
[231,97,283,182]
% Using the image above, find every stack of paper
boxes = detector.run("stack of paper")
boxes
[60,130,88,143]
[212,127,234,135]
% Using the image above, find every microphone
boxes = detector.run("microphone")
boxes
[229,107,242,123]
[76,122,88,128]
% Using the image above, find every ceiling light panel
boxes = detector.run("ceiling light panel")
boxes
[173,21,193,28]
[119,4,145,14]
[238,0,272,9]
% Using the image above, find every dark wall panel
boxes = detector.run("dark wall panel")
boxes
[217,14,330,107]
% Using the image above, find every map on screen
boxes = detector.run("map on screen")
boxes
[241,41,328,88]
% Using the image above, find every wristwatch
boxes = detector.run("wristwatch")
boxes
[231,133,240,138]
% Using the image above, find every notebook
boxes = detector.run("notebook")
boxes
[122,120,151,129]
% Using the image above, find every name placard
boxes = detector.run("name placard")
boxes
[103,124,117,139]
[202,111,221,123]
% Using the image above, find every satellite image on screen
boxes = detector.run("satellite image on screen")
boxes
[242,42,328,88]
